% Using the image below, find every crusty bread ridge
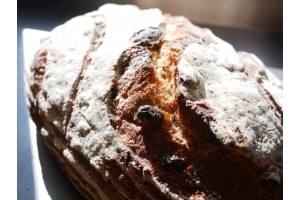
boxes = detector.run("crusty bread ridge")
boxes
[25,4,282,200]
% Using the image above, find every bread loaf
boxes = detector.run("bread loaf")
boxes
[25,4,282,200]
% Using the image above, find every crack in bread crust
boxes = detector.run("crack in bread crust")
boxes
[65,15,106,133]
[108,17,216,198]
[109,16,282,199]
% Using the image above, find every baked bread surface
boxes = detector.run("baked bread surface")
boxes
[26,4,283,200]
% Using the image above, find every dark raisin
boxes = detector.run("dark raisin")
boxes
[178,74,194,88]
[124,152,132,167]
[179,77,184,84]
[161,154,186,172]
[132,27,162,47]
[137,105,164,124]
[110,88,118,100]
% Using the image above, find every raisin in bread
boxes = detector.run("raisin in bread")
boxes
[25,4,282,200]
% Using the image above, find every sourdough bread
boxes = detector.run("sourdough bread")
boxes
[26,4,282,200]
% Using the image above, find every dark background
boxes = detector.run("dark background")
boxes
[18,0,283,68]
